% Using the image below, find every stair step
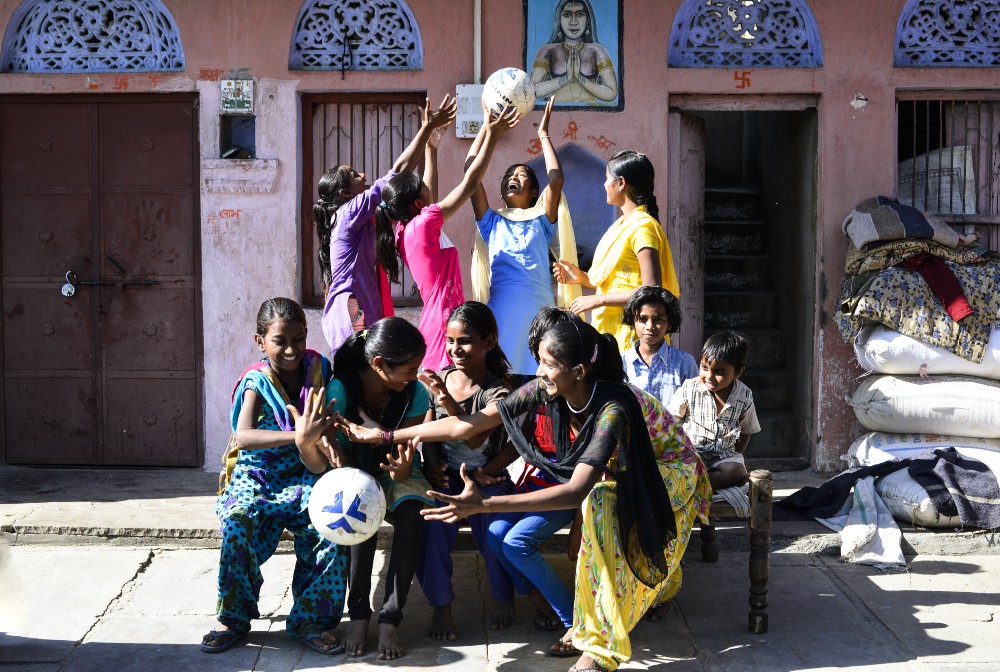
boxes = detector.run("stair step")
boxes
[747,411,801,459]
[703,327,784,368]
[704,291,775,328]
[705,254,772,291]
[704,189,762,221]
[740,368,792,410]
[704,221,768,254]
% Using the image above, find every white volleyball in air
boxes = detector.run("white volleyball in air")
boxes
[482,67,536,118]
[308,467,386,545]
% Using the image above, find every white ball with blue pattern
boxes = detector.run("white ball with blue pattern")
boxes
[308,467,386,545]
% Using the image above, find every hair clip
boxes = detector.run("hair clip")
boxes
[379,201,388,210]
[591,343,599,364]
[360,329,368,341]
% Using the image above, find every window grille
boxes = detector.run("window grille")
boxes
[897,97,1000,248]
[1,0,184,73]
[302,93,424,309]
[895,0,1000,67]
[668,0,823,68]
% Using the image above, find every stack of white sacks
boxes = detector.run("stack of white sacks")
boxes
[850,323,1000,526]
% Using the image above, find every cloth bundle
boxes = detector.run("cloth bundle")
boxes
[842,196,968,250]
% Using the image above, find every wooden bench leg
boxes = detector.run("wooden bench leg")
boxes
[700,519,719,562]
[747,469,773,634]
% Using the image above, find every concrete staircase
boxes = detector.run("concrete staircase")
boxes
[703,188,803,468]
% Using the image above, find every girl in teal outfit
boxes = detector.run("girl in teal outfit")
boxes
[203,297,346,656]
[295,316,432,661]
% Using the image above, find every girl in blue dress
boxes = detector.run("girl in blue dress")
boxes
[468,97,580,374]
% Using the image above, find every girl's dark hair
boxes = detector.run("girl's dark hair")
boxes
[607,150,658,221]
[622,286,682,334]
[549,0,599,43]
[702,331,750,372]
[539,317,625,383]
[500,163,540,202]
[527,306,575,361]
[313,166,354,290]
[333,316,426,374]
[374,171,424,284]
[256,297,306,336]
[448,301,512,385]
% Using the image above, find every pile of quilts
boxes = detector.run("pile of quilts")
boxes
[832,196,1000,531]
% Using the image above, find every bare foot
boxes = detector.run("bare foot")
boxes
[377,623,404,660]
[343,619,369,657]
[492,598,515,630]
[429,604,458,641]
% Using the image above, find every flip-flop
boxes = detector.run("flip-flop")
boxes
[200,628,247,653]
[533,612,561,631]
[547,638,581,657]
[294,632,345,655]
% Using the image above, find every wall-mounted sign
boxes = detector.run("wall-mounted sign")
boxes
[221,79,254,114]
[455,84,485,138]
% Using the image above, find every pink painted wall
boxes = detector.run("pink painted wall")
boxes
[0,0,995,472]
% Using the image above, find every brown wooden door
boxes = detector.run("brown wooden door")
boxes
[0,96,200,466]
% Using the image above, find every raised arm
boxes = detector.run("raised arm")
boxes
[537,97,562,223]
[393,95,457,173]
[333,402,504,445]
[436,106,519,221]
[424,125,448,203]
[467,105,492,220]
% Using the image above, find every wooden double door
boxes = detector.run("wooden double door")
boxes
[0,95,201,466]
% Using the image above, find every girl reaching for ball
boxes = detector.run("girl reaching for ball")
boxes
[373,104,519,370]
[291,316,433,661]
[314,95,456,357]
[468,96,581,375]
[203,298,345,657]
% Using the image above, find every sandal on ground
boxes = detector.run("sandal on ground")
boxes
[200,628,247,653]
[533,611,561,631]
[294,632,345,655]
[547,637,581,658]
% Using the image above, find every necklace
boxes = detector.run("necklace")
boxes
[565,383,597,414]
[561,41,585,56]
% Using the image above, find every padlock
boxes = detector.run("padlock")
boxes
[61,271,76,297]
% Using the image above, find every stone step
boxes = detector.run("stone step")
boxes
[704,291,775,328]
[749,411,801,459]
[703,327,784,368]
[705,254,772,291]
[704,220,769,254]
[704,188,762,221]
[740,368,792,410]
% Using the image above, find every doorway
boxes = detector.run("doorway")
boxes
[670,105,817,467]
[0,95,201,466]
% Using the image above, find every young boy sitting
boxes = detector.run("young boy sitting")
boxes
[668,331,760,491]
[621,286,698,404]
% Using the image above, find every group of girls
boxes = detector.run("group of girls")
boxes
[205,93,710,672]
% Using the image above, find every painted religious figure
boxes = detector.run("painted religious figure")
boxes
[525,0,622,110]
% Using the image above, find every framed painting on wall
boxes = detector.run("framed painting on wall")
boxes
[524,0,623,111]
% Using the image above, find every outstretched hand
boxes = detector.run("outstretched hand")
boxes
[421,464,486,523]
[418,369,460,415]
[424,94,457,130]
[487,105,520,136]
[552,258,584,285]
[471,468,507,488]
[331,412,383,444]
[287,387,335,450]
[380,437,418,483]
[318,435,344,469]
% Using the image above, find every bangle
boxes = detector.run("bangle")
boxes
[382,429,395,446]
[538,133,550,140]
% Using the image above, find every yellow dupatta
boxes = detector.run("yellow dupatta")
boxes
[471,186,582,309]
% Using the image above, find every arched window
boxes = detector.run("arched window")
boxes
[895,0,1000,66]
[668,0,823,68]
[289,0,422,71]
[1,0,184,73]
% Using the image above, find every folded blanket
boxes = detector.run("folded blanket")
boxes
[843,196,963,250]
[845,239,993,276]
[774,448,1000,529]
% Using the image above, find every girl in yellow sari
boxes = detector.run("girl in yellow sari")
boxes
[324,317,711,672]
[553,150,679,352]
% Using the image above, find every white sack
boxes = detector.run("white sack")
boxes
[847,432,1000,527]
[854,323,1000,379]
[851,375,1000,437]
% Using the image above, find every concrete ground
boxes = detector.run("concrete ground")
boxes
[2,466,999,671]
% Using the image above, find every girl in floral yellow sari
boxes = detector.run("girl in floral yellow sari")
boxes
[325,316,710,672]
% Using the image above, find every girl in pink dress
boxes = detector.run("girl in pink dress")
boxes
[374,107,519,369]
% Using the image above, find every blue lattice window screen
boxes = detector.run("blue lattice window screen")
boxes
[289,0,422,71]
[668,0,823,68]
[896,0,1000,66]
[1,0,184,73]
